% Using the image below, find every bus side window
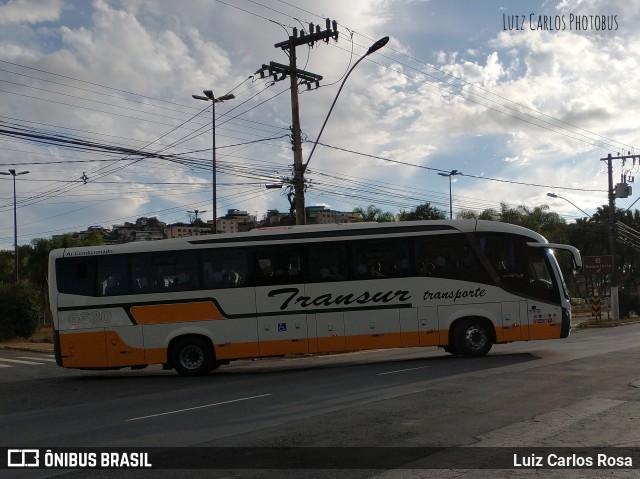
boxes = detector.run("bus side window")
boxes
[352,239,409,280]
[202,248,248,289]
[152,252,198,292]
[416,236,456,278]
[131,255,152,293]
[527,251,560,302]
[415,235,487,282]
[477,234,531,292]
[56,258,97,296]
[308,243,347,282]
[98,256,128,296]
[253,247,303,285]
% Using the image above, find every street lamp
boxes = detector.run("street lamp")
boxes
[0,169,29,282]
[300,36,390,224]
[546,193,590,218]
[192,90,235,234]
[438,169,460,219]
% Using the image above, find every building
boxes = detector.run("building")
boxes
[109,217,166,243]
[52,226,110,244]
[306,206,355,224]
[164,223,210,239]
[134,230,165,241]
[210,209,257,234]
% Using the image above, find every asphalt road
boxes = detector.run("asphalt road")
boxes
[1,324,640,479]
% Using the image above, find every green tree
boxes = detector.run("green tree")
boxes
[352,205,396,222]
[0,251,13,283]
[398,203,446,221]
[455,210,478,219]
[0,281,42,340]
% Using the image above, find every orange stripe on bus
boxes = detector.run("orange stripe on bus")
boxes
[345,332,402,351]
[214,342,261,360]
[131,301,224,324]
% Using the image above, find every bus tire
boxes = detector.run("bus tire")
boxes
[452,318,493,357]
[171,336,214,376]
[444,345,459,356]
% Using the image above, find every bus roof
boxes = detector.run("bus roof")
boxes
[49,219,552,258]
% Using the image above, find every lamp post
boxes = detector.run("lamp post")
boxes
[546,193,590,218]
[301,36,390,224]
[438,169,460,219]
[192,91,235,234]
[0,169,29,282]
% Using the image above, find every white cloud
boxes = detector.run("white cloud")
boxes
[1,0,639,248]
[0,0,63,26]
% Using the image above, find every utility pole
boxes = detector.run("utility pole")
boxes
[600,152,635,321]
[256,19,339,225]
[0,169,29,282]
[192,91,235,234]
[437,170,460,219]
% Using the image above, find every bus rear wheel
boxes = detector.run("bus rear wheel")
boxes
[453,319,492,357]
[171,337,215,376]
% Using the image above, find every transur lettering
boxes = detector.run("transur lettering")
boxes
[268,287,411,311]
[423,288,486,302]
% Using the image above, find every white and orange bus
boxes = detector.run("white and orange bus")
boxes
[48,220,581,375]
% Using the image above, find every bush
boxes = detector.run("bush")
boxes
[0,281,42,341]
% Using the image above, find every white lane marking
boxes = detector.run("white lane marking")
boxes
[376,365,430,376]
[0,358,44,365]
[126,393,272,422]
[18,356,56,362]
[0,363,12,368]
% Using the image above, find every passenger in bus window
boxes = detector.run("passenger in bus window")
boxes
[203,263,216,288]
[357,264,368,277]
[222,264,241,286]
[370,262,385,278]
[421,262,435,276]
[133,268,148,293]
[152,274,166,291]
[104,276,120,295]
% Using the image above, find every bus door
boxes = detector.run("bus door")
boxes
[254,246,309,356]
[502,301,528,341]
[525,249,565,340]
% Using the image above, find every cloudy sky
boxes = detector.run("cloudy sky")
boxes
[0,0,638,249]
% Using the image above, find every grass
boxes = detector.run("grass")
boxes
[30,325,53,343]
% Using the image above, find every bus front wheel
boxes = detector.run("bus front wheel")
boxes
[452,319,493,357]
[171,337,215,376]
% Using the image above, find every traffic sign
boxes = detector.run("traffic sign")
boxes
[583,255,613,275]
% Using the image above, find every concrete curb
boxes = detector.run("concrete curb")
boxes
[0,343,54,353]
